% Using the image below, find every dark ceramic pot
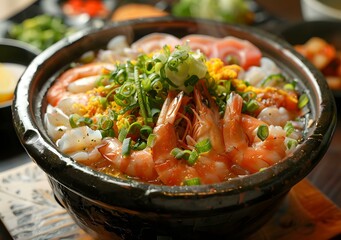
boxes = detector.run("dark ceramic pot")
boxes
[12,18,336,240]
[0,38,40,159]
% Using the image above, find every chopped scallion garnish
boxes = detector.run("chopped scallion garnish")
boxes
[298,93,309,109]
[147,134,156,147]
[195,139,212,154]
[261,74,285,87]
[183,177,201,186]
[187,150,199,165]
[171,148,184,159]
[122,137,131,157]
[246,99,259,112]
[118,127,128,142]
[140,125,153,140]
[257,124,269,141]
[284,122,294,137]
[287,139,298,150]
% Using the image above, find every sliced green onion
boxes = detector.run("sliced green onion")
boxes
[108,109,118,121]
[98,116,113,130]
[100,128,115,138]
[147,133,156,147]
[246,99,259,113]
[99,97,108,109]
[187,150,199,165]
[242,91,257,101]
[112,68,128,85]
[69,114,81,128]
[183,177,201,186]
[118,127,128,142]
[133,141,147,150]
[154,62,163,73]
[284,122,294,137]
[171,148,184,159]
[114,93,130,107]
[167,57,180,71]
[152,80,163,92]
[184,75,199,87]
[144,96,153,124]
[122,137,131,157]
[118,103,139,115]
[119,82,136,97]
[195,139,212,154]
[145,60,155,74]
[284,82,296,91]
[79,117,93,126]
[160,66,178,88]
[287,139,298,150]
[261,74,285,87]
[142,77,152,92]
[70,115,92,127]
[128,122,142,136]
[140,125,153,140]
[298,93,309,109]
[134,66,150,124]
[257,124,269,141]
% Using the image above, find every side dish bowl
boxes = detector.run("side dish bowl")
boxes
[13,18,336,239]
[0,38,40,159]
[279,20,341,97]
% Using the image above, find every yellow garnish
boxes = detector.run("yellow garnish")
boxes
[206,58,241,81]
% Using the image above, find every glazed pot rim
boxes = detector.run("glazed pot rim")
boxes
[13,17,336,207]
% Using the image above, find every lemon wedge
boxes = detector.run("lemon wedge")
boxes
[0,63,25,103]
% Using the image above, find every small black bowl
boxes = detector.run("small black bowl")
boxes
[279,20,341,97]
[0,38,40,159]
[13,18,336,239]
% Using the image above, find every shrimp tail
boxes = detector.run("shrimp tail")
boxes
[223,92,248,154]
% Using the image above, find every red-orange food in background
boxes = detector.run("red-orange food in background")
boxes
[111,3,168,21]
[294,37,341,90]
[63,0,109,17]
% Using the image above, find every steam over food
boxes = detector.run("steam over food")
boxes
[45,33,310,186]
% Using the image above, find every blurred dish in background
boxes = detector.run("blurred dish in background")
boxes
[8,14,74,50]
[0,38,40,159]
[280,21,341,96]
[0,38,40,108]
[0,63,25,105]
[294,37,341,90]
[172,0,254,24]
[41,0,117,26]
[301,0,341,21]
[111,3,168,21]
[62,0,110,18]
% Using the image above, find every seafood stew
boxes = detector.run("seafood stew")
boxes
[13,19,336,239]
[45,32,311,186]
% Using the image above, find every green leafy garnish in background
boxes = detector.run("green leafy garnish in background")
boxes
[9,14,74,50]
[172,0,254,24]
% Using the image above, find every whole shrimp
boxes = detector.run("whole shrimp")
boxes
[223,92,287,174]
[47,62,116,106]
[152,91,199,185]
[152,90,231,186]
[191,81,225,154]
[98,138,158,181]
[191,83,232,183]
